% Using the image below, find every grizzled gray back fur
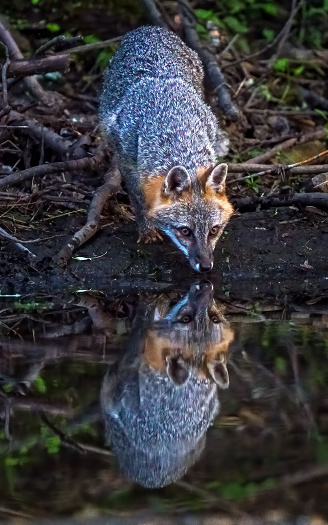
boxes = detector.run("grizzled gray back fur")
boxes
[99,25,229,178]
[101,363,218,488]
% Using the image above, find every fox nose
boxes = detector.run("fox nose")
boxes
[199,262,213,272]
[195,261,213,272]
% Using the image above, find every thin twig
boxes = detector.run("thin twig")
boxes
[33,34,83,57]
[0,226,36,258]
[57,36,122,55]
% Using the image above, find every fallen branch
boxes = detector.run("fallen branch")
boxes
[6,54,70,78]
[244,128,328,165]
[178,0,239,120]
[0,148,105,189]
[227,163,328,175]
[0,106,90,160]
[0,19,61,106]
[53,160,121,267]
[233,192,328,212]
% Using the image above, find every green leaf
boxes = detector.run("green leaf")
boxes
[196,23,208,37]
[262,3,278,15]
[315,109,328,121]
[223,16,248,34]
[273,58,290,72]
[292,65,305,76]
[195,9,215,20]
[84,34,100,44]
[229,0,245,14]
[46,23,60,33]
[262,28,275,41]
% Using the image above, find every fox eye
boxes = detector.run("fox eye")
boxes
[180,227,191,236]
[209,226,220,236]
[181,315,192,323]
[211,315,220,323]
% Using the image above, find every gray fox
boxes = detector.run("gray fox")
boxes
[99,26,233,273]
[100,281,233,487]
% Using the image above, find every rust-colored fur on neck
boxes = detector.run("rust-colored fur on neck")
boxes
[141,175,193,217]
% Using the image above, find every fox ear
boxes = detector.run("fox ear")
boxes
[166,356,191,386]
[207,353,229,389]
[163,166,191,195]
[207,163,228,194]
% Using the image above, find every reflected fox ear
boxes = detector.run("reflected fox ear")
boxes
[163,166,191,195]
[166,356,191,386]
[208,353,229,389]
[207,163,228,194]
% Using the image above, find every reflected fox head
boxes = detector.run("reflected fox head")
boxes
[142,164,234,273]
[143,281,233,388]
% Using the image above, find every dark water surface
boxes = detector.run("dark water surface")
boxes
[0,281,328,524]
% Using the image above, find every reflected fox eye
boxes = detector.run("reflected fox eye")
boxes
[180,227,191,236]
[211,315,220,323]
[181,315,192,323]
[209,226,219,236]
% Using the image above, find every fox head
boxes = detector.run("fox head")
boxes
[143,281,233,389]
[143,163,234,272]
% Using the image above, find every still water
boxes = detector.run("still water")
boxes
[0,281,328,524]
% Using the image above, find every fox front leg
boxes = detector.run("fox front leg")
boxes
[137,228,163,244]
[122,168,163,243]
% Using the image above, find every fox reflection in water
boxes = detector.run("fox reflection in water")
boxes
[100,281,234,488]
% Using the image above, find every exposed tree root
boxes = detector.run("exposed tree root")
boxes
[53,161,122,267]
[0,148,105,189]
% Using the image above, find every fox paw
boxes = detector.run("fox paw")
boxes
[137,229,163,244]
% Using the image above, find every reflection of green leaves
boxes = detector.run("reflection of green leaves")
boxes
[316,438,328,464]
[5,457,19,467]
[274,356,287,375]
[35,376,47,394]
[46,436,60,454]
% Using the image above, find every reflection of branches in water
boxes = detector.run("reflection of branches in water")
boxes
[0,292,328,518]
